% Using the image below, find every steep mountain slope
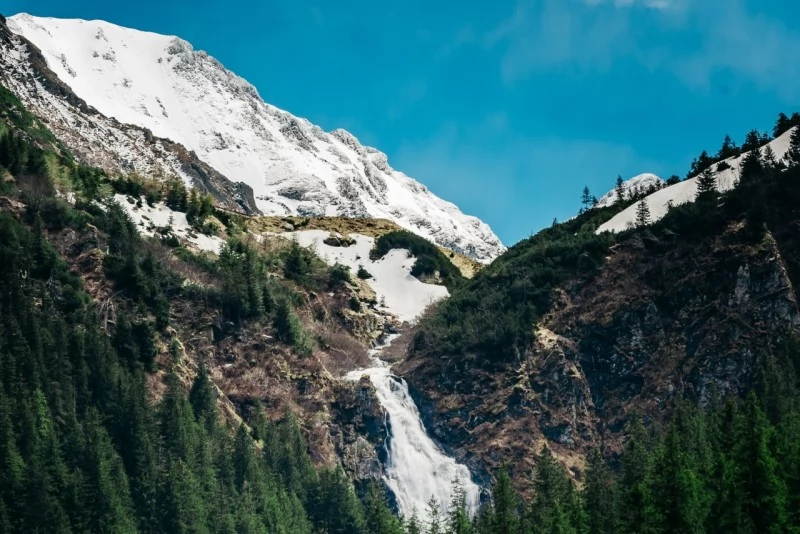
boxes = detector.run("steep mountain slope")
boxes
[4,13,505,262]
[0,90,414,531]
[399,129,800,491]
[597,128,795,233]
[0,16,260,215]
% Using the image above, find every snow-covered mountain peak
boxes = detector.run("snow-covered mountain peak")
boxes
[595,173,664,209]
[4,14,505,262]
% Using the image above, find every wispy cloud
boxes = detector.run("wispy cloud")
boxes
[487,0,800,99]
[582,0,673,8]
[387,79,428,120]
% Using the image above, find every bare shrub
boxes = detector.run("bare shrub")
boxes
[316,326,370,375]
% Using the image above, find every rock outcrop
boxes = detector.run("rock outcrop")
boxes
[399,221,800,492]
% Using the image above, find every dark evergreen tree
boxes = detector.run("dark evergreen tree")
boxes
[696,167,717,201]
[426,495,443,534]
[740,144,764,183]
[737,394,788,532]
[584,450,618,534]
[614,175,626,204]
[717,134,739,160]
[774,112,792,137]
[364,482,404,534]
[786,127,800,168]
[619,420,657,533]
[741,129,764,153]
[189,360,217,433]
[635,199,651,227]
[528,447,583,534]
[284,239,312,283]
[489,467,519,534]
[447,478,472,534]
[650,423,708,534]
[406,508,423,534]
[580,186,593,214]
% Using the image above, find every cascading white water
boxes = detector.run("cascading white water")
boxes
[346,337,481,521]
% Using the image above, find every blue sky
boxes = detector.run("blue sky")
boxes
[5,0,800,244]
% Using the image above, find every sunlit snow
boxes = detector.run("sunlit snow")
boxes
[286,230,448,323]
[8,14,504,263]
[597,128,796,234]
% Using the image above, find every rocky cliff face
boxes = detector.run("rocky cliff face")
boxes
[43,213,393,484]
[398,219,800,491]
[0,18,260,215]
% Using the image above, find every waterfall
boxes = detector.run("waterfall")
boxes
[346,337,481,521]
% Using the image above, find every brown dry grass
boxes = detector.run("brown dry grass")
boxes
[316,327,371,376]
[381,301,441,362]
[247,215,402,238]
[246,215,483,279]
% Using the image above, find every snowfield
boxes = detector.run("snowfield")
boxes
[595,173,664,209]
[6,14,505,263]
[113,195,444,321]
[285,230,448,323]
[597,128,796,234]
[114,194,225,253]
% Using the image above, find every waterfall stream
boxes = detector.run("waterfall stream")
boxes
[346,336,481,521]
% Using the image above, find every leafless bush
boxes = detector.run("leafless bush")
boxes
[382,300,442,362]
[142,239,220,290]
[316,326,370,375]
[17,173,55,211]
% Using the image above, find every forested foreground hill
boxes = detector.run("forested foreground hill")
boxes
[400,121,800,530]
[2,76,800,533]
[0,83,422,533]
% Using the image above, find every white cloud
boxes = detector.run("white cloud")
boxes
[583,0,673,8]
[488,0,800,99]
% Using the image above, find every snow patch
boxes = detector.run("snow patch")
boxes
[283,229,448,323]
[595,173,665,209]
[114,193,225,253]
[597,128,796,234]
[7,14,505,263]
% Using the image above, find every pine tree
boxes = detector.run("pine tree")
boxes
[650,423,708,534]
[426,495,443,534]
[742,129,764,153]
[635,199,651,227]
[580,186,593,214]
[81,409,138,533]
[696,150,713,174]
[614,176,626,205]
[528,446,582,534]
[774,112,792,137]
[307,467,366,534]
[786,127,800,168]
[762,144,780,170]
[164,178,188,212]
[364,482,404,534]
[284,239,312,282]
[737,394,788,532]
[490,467,518,534]
[160,367,198,464]
[619,419,658,534]
[717,134,739,160]
[696,167,717,200]
[740,145,764,183]
[447,478,472,534]
[584,450,618,534]
[405,507,423,534]
[189,361,217,433]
